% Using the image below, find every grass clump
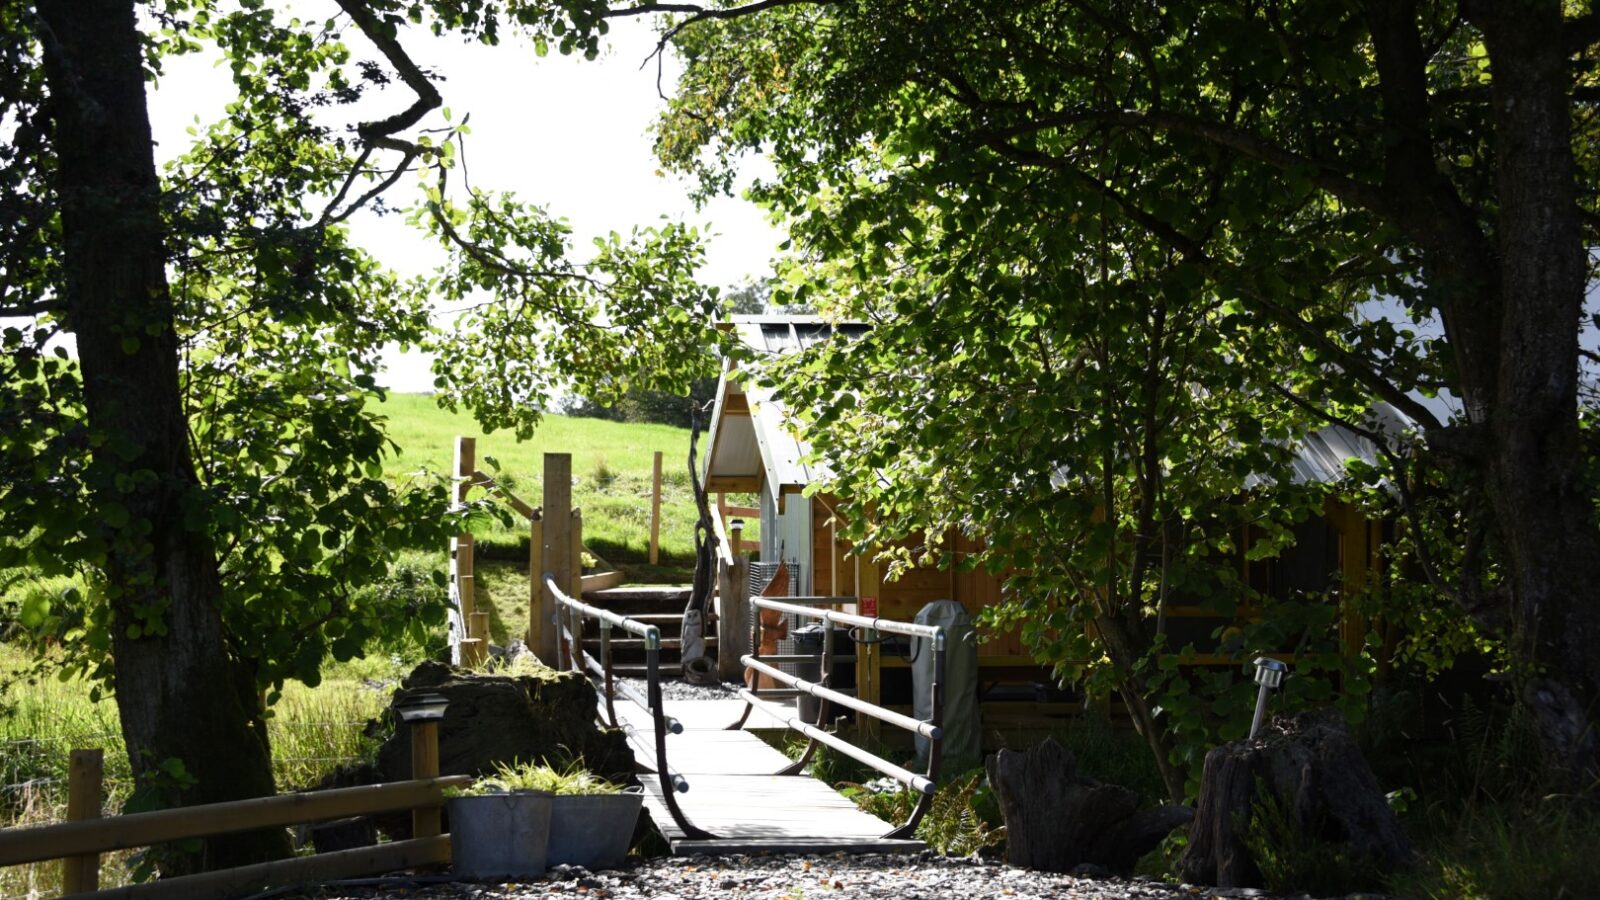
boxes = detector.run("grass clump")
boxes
[1241,785,1383,896]
[465,759,624,796]
[843,770,1005,857]
[1389,801,1600,900]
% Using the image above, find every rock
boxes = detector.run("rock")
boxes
[320,660,634,836]
[1178,708,1411,889]
[986,737,1193,875]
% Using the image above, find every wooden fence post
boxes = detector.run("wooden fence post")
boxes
[411,723,441,840]
[538,453,572,666]
[456,534,475,621]
[526,511,543,652]
[730,519,743,558]
[63,748,103,893]
[649,451,663,565]
[452,437,477,668]
[469,611,490,654]
[567,509,585,671]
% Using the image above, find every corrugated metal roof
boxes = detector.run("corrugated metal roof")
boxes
[711,316,1415,494]
[1250,403,1416,489]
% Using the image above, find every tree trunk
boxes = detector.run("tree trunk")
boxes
[36,0,289,871]
[986,736,1192,875]
[1177,710,1410,890]
[1465,2,1600,788]
[682,400,719,683]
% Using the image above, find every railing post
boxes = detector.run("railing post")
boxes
[63,748,103,893]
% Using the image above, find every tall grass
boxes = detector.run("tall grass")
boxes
[0,656,392,898]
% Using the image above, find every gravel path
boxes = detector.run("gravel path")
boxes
[284,853,1315,900]
[617,677,744,703]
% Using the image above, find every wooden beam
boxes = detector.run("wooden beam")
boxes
[723,393,750,415]
[707,475,761,493]
[470,470,537,520]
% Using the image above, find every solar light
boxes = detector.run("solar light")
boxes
[1249,657,1289,740]
[395,691,449,723]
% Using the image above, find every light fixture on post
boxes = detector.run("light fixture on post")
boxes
[1248,657,1288,740]
[395,692,449,839]
[730,518,745,557]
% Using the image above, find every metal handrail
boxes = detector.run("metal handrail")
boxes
[730,596,946,839]
[543,573,714,840]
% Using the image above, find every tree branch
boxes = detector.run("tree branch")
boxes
[602,0,836,22]
[978,107,1390,217]
[333,0,441,149]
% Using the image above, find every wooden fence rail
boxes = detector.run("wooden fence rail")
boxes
[0,775,469,867]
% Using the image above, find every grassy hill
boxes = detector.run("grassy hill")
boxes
[377,393,719,573]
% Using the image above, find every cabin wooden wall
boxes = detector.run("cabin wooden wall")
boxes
[809,495,1028,663]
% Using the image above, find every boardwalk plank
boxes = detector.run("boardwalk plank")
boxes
[609,698,925,855]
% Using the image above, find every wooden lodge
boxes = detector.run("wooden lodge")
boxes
[702,316,1401,730]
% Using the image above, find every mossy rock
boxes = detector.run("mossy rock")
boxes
[379,660,633,785]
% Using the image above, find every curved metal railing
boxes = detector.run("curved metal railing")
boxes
[731,597,946,839]
[543,573,714,840]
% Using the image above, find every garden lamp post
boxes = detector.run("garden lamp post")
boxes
[1249,657,1288,740]
[730,518,745,557]
[396,692,449,838]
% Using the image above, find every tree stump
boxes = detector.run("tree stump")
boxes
[1178,708,1411,888]
[986,737,1192,874]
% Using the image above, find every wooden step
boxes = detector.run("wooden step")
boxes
[584,585,693,603]
[586,637,717,649]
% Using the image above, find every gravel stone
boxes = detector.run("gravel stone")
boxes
[283,852,1326,900]
[617,676,745,703]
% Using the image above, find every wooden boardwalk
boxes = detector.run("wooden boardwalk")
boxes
[613,698,925,855]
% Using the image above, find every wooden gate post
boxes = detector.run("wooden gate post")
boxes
[63,748,103,893]
[717,554,752,681]
[537,453,572,665]
[649,451,663,565]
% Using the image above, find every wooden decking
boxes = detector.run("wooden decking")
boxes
[613,698,925,855]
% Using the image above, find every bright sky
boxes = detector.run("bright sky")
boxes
[144,9,783,392]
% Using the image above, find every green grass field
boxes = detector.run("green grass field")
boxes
[377,393,755,576]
